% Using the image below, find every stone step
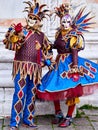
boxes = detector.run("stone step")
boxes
[0,70,13,87]
[0,68,49,87]
[0,69,98,118]
[0,48,98,63]
[1,42,98,63]
[0,62,12,70]
[0,87,76,118]
[0,85,98,118]
[78,90,98,108]
[79,51,98,60]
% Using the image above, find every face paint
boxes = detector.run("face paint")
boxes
[61,14,71,30]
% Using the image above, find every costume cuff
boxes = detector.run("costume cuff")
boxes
[72,48,78,66]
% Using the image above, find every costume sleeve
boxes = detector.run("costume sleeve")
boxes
[41,35,54,67]
[71,48,78,66]
[42,35,52,56]
[70,35,84,67]
[70,35,84,50]
[52,31,60,49]
[3,23,25,51]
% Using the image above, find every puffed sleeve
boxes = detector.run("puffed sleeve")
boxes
[70,35,84,66]
[3,23,25,51]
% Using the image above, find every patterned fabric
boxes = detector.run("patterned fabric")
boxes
[10,71,36,127]
[11,29,51,86]
[12,60,42,86]
[14,31,44,63]
[37,54,98,101]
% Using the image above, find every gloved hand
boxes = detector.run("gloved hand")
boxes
[44,59,55,71]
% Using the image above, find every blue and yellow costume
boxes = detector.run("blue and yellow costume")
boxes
[37,29,98,100]
[37,4,98,127]
[37,5,98,101]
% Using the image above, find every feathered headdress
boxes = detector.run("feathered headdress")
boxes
[54,3,95,33]
[72,7,95,33]
[54,3,70,18]
[23,0,49,21]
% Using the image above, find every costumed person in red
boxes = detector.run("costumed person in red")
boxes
[37,3,98,128]
[3,0,54,130]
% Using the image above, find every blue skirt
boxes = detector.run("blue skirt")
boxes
[37,54,98,100]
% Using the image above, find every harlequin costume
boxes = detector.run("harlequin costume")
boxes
[37,3,98,127]
[3,0,53,129]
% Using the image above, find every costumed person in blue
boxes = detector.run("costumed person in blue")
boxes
[37,2,98,128]
[3,0,54,130]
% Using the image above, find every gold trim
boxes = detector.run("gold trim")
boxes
[13,60,42,85]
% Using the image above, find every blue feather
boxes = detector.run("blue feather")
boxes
[34,4,39,14]
[79,22,93,27]
[77,27,89,32]
[76,12,90,25]
[70,31,76,35]
[34,8,39,14]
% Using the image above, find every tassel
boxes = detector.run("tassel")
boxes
[66,97,80,106]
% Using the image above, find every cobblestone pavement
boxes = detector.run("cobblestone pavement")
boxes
[1,109,98,130]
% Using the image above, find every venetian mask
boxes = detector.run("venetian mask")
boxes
[61,14,72,30]
[27,14,40,28]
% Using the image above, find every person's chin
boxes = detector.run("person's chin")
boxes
[64,28,69,30]
[28,23,35,28]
